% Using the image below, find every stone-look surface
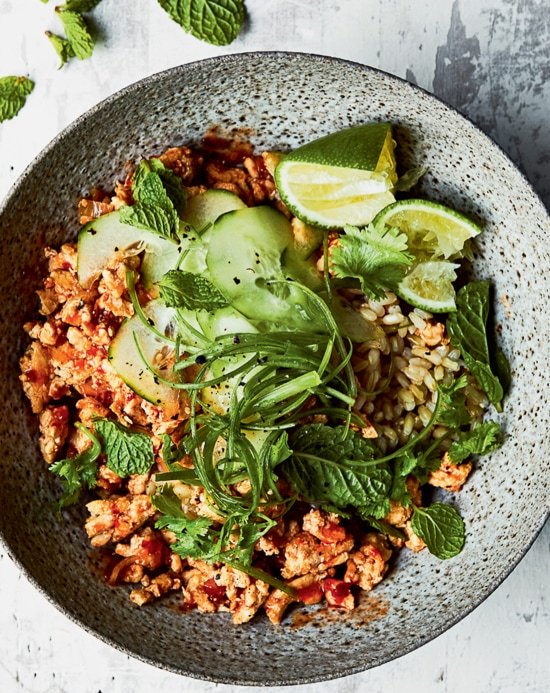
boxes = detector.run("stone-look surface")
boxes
[0,2,549,692]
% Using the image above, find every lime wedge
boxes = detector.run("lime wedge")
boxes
[397,261,459,313]
[275,123,397,229]
[373,199,481,259]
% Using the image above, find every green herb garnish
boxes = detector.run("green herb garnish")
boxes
[50,423,101,508]
[331,222,414,300]
[94,418,155,477]
[0,76,34,123]
[157,0,246,46]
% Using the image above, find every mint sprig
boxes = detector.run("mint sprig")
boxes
[64,0,103,11]
[55,7,94,60]
[0,76,34,123]
[157,0,246,46]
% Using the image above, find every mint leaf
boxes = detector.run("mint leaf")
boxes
[446,281,505,410]
[448,421,501,463]
[411,503,465,559]
[436,375,471,428]
[331,223,414,300]
[94,418,154,477]
[281,424,392,517]
[64,0,103,11]
[46,32,75,68]
[157,0,246,46]
[121,160,181,238]
[0,76,34,123]
[149,158,187,214]
[56,8,94,60]
[120,202,178,238]
[159,270,229,311]
[50,424,101,508]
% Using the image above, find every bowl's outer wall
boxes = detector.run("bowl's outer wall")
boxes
[1,54,549,685]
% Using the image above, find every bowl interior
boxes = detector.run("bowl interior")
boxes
[1,53,549,685]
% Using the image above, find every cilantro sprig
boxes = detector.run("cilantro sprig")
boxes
[331,222,414,300]
[50,423,101,508]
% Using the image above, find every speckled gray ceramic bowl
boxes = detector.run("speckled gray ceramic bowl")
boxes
[1,53,549,685]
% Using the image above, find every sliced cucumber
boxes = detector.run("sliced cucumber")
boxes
[77,210,206,290]
[206,206,320,328]
[108,299,180,413]
[182,189,246,233]
[197,305,258,342]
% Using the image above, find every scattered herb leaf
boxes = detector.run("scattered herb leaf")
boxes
[56,8,95,60]
[46,32,75,68]
[157,0,246,46]
[0,76,34,123]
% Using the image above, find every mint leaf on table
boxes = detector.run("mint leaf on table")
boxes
[0,76,34,123]
[46,32,75,68]
[159,270,229,311]
[94,418,154,477]
[331,223,414,300]
[281,424,392,518]
[411,503,465,559]
[446,281,506,410]
[50,424,101,508]
[55,8,95,60]
[157,0,246,46]
[447,421,502,463]
[64,0,103,11]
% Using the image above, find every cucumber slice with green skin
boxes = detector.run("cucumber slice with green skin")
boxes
[206,206,320,327]
[77,211,206,290]
[108,299,179,413]
[182,189,247,233]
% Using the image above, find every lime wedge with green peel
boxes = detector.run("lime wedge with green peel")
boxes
[275,123,397,229]
[397,261,459,313]
[373,199,481,259]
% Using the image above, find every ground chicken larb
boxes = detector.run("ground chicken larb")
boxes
[19,137,482,626]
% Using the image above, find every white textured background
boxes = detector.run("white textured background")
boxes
[0,1,549,691]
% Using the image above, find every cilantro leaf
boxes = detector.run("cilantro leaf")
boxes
[159,270,229,311]
[50,424,101,508]
[331,223,414,300]
[64,0,103,11]
[94,418,154,477]
[0,76,34,123]
[448,421,502,463]
[446,281,505,410]
[56,8,94,60]
[281,424,392,517]
[157,0,246,46]
[411,503,465,559]
[46,32,75,68]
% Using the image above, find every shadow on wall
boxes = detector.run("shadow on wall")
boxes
[428,0,550,209]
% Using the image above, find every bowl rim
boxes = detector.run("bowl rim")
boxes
[1,50,549,686]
